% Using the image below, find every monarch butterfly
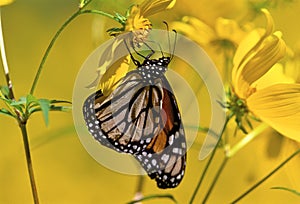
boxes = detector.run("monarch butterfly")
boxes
[82,30,186,189]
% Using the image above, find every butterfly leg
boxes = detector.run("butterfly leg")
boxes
[124,38,141,67]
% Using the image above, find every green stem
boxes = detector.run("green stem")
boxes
[189,116,230,204]
[200,124,269,203]
[29,1,115,95]
[81,9,115,19]
[202,157,229,203]
[231,148,300,203]
[0,8,15,99]
[224,52,231,84]
[19,122,39,204]
[227,123,268,158]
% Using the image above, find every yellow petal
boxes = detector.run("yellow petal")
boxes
[125,5,152,32]
[247,84,300,141]
[233,31,286,98]
[253,63,295,90]
[215,17,244,44]
[140,0,176,17]
[260,9,274,38]
[171,16,215,45]
[233,9,273,72]
[0,0,13,6]
[232,9,275,98]
[99,55,130,96]
[87,38,130,96]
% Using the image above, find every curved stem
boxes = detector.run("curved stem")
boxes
[80,9,115,19]
[0,9,15,99]
[189,116,230,204]
[201,124,268,203]
[227,123,268,158]
[231,148,300,203]
[224,52,232,84]
[19,122,39,204]
[29,1,115,95]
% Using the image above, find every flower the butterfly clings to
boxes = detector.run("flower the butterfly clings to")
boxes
[228,9,300,141]
[96,0,176,97]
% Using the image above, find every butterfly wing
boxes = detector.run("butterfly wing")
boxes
[133,76,186,188]
[83,70,186,188]
[83,90,122,152]
[83,70,168,154]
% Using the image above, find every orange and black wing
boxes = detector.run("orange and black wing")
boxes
[133,76,186,188]
[83,70,166,154]
[82,71,186,188]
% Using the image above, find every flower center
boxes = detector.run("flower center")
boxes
[224,88,253,134]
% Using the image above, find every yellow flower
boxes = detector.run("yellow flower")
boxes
[172,16,249,54]
[125,5,152,32]
[230,9,300,141]
[96,0,176,96]
[171,15,252,81]
[108,0,175,37]
[0,0,13,6]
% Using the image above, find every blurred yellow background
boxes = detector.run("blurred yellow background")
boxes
[0,0,300,203]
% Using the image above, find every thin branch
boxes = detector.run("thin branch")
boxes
[19,123,39,204]
[231,148,300,203]
[30,0,115,95]
[189,116,230,203]
[202,157,229,203]
[0,9,15,99]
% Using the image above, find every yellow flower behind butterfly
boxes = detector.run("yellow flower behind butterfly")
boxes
[229,9,300,141]
[171,15,252,81]
[172,16,247,53]
[97,0,176,96]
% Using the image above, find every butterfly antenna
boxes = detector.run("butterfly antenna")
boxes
[146,39,164,57]
[163,21,172,58]
[171,29,177,60]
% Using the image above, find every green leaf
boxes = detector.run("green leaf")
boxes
[38,99,50,126]
[0,95,11,103]
[49,99,72,104]
[26,94,38,106]
[114,12,126,24]
[50,106,72,112]
[79,0,86,8]
[0,86,10,98]
[10,96,27,106]
[0,108,14,117]
[106,27,124,36]
[271,186,300,196]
